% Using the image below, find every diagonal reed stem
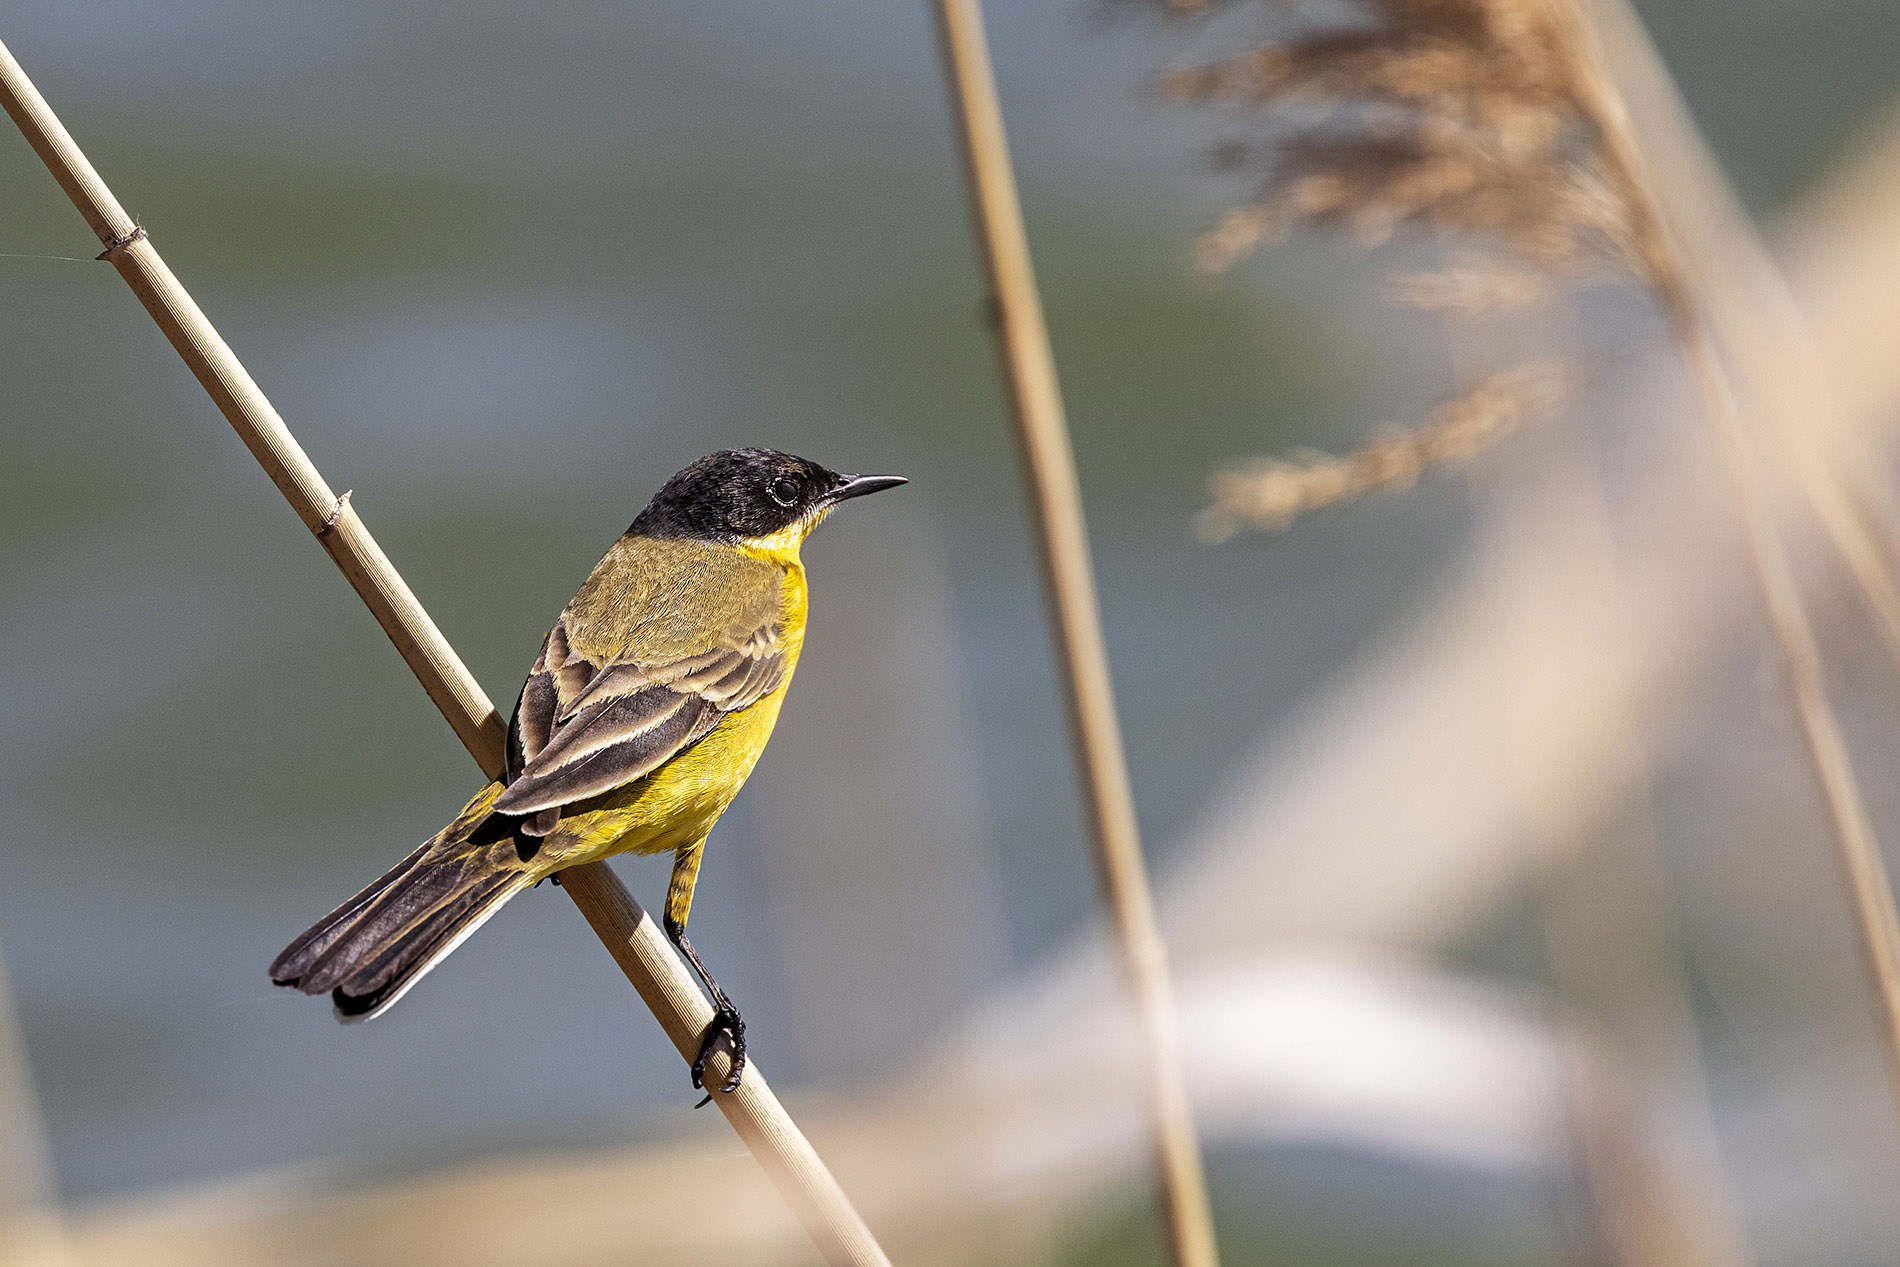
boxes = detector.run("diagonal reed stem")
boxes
[1551,0,1900,1105]
[1674,313,1900,1094]
[0,34,891,1267]
[929,4,1221,1266]
[1574,0,1900,698]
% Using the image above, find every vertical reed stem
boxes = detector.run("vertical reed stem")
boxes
[929,5,1220,1265]
[0,34,891,1267]
[0,949,73,1267]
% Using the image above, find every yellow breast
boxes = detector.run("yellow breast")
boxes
[546,558,807,863]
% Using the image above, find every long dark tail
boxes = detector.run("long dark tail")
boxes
[270,785,536,1021]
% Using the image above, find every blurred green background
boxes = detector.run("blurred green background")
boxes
[2,1,1898,1263]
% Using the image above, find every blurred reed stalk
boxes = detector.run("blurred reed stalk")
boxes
[1572,0,1900,691]
[1572,0,1900,1098]
[930,4,1221,1267]
[0,34,891,1267]
[0,950,74,1267]
[1476,338,1755,1267]
[1554,0,1900,1110]
[1156,0,1900,1114]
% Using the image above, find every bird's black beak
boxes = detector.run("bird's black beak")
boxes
[826,473,908,505]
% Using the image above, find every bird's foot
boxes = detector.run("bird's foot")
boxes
[691,1003,746,1101]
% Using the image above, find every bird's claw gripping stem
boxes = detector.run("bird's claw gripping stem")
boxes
[691,1003,746,1103]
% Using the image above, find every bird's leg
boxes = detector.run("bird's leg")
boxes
[665,841,746,1099]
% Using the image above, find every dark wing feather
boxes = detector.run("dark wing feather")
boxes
[506,658,559,779]
[505,623,600,780]
[496,603,787,820]
[494,689,724,813]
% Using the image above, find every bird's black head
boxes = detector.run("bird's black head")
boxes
[629,448,907,543]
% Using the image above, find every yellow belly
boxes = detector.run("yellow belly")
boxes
[537,546,806,867]
[542,677,794,865]
[469,536,810,871]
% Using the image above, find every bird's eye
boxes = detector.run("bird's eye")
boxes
[768,477,799,507]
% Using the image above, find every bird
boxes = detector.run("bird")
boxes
[271,448,907,1096]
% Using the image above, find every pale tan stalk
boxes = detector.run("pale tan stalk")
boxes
[929,4,1221,1266]
[1471,300,1754,1267]
[1676,313,1900,1090]
[0,950,74,1267]
[0,35,891,1267]
[1544,0,1900,1103]
[1575,0,1900,687]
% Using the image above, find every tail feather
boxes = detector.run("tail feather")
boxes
[333,866,532,1021]
[269,843,434,985]
[272,837,535,1023]
[297,852,488,993]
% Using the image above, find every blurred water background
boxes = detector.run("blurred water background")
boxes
[3,1,1900,1264]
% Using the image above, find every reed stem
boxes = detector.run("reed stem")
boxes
[0,34,891,1267]
[1554,0,1900,1103]
[1674,310,1900,1086]
[929,4,1221,1266]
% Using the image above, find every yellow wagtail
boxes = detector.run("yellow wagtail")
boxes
[271,448,906,1094]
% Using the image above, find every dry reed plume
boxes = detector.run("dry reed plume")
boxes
[1155,0,1663,281]
[1197,360,1570,539]
[1155,0,1900,1121]
[1153,0,1666,525]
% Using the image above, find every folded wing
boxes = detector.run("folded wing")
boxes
[496,571,787,823]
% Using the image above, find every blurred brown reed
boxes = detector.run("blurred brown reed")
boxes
[1151,0,1900,1119]
[1153,0,1660,282]
[1152,0,1646,518]
[1197,360,1571,538]
[0,950,73,1267]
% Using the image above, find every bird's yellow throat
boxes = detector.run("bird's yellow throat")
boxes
[731,504,833,565]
